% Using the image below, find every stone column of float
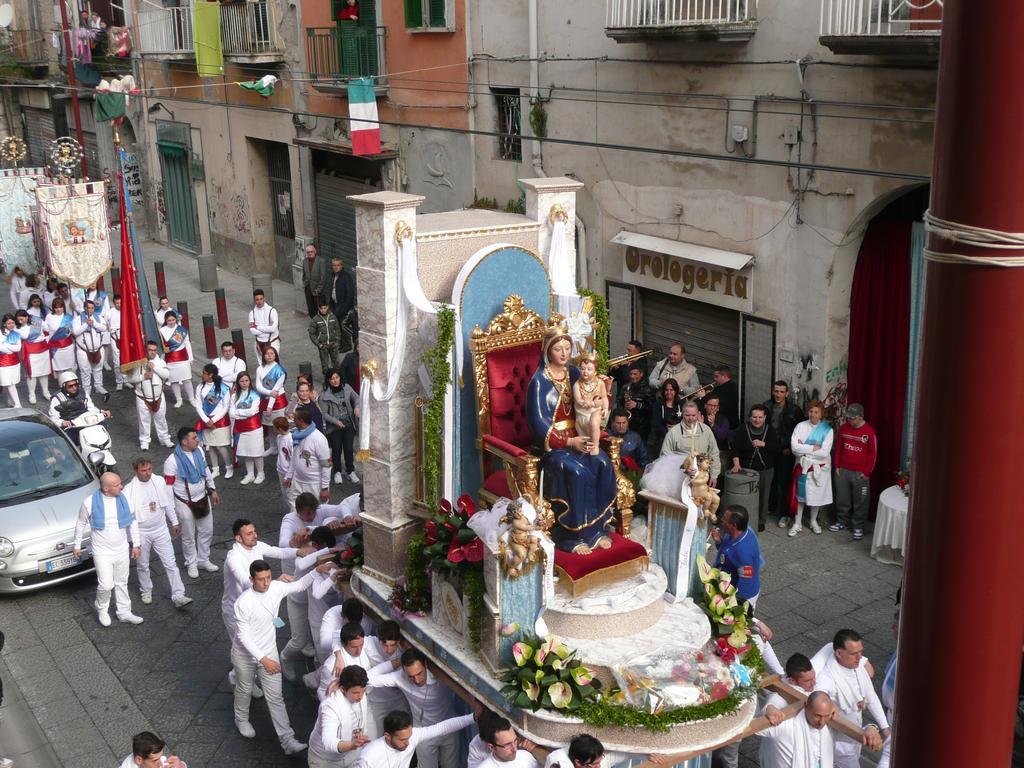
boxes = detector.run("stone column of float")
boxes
[348,191,425,583]
[521,176,585,282]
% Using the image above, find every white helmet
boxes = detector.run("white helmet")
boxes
[57,370,79,386]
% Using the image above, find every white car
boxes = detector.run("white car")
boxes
[0,408,99,592]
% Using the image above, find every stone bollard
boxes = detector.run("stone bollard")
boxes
[197,254,218,292]
[215,288,229,329]
[176,301,189,331]
[154,260,167,298]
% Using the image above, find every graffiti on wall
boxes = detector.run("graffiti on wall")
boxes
[231,193,250,234]
[155,182,166,228]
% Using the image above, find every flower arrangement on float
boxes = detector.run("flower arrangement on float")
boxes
[390,494,487,650]
[895,469,910,496]
[502,635,602,712]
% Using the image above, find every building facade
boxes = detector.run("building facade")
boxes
[468,0,938,431]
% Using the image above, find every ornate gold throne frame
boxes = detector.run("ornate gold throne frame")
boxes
[469,295,636,538]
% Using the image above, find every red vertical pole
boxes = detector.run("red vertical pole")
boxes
[202,314,217,359]
[57,0,87,178]
[96,275,104,292]
[231,328,247,366]
[176,300,189,332]
[894,3,1024,765]
[215,287,229,329]
[154,261,166,298]
[111,267,121,295]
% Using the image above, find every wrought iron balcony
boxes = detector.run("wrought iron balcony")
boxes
[220,0,284,63]
[604,0,757,43]
[136,0,195,59]
[819,0,941,56]
[305,25,386,91]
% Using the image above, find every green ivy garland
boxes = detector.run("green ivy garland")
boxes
[390,531,432,614]
[576,687,757,732]
[575,642,765,732]
[577,288,610,373]
[422,306,456,511]
[462,568,486,652]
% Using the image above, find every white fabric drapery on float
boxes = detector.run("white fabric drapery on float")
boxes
[357,208,578,507]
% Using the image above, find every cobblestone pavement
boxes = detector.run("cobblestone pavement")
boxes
[0,243,905,766]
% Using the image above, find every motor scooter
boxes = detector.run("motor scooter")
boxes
[66,410,116,473]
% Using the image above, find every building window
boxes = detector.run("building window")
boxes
[492,87,522,162]
[266,142,295,239]
[404,0,447,29]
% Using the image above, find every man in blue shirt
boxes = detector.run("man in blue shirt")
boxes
[710,503,761,608]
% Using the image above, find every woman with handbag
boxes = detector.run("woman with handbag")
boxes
[320,368,360,485]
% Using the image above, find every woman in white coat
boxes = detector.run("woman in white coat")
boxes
[254,345,287,453]
[159,311,195,408]
[195,363,234,479]
[42,297,76,375]
[787,400,834,537]
[230,371,265,485]
[15,309,50,403]
[0,314,23,407]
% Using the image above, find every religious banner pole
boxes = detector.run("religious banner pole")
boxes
[116,136,160,346]
[893,1,1024,764]
[115,148,147,374]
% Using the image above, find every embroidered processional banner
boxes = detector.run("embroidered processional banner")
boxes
[36,181,112,288]
[0,168,48,274]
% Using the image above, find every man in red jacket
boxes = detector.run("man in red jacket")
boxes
[829,403,877,541]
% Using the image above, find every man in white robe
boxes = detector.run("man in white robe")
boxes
[811,629,889,768]
[756,691,837,768]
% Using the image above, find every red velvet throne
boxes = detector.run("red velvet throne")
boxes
[469,295,647,596]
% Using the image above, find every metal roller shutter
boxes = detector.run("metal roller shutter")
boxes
[639,288,740,390]
[22,107,55,169]
[314,172,374,272]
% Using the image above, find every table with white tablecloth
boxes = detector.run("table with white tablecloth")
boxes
[871,484,908,565]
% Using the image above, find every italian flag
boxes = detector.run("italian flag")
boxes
[348,77,381,156]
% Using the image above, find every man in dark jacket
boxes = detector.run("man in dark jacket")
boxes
[618,365,654,442]
[308,297,342,374]
[328,257,356,352]
[710,365,741,428]
[764,380,804,524]
[301,242,329,318]
[608,408,648,470]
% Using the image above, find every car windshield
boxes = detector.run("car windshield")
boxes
[0,420,92,506]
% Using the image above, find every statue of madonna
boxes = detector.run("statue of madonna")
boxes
[526,324,618,554]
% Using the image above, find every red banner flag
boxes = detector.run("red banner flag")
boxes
[117,169,147,374]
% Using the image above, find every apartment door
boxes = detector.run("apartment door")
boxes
[157,141,199,251]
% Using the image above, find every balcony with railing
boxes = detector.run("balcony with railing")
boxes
[819,0,942,56]
[305,25,386,93]
[605,0,757,42]
[136,0,195,59]
[220,0,284,63]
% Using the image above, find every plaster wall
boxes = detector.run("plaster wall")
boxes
[468,0,936,387]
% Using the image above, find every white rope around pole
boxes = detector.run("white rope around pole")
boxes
[923,209,1024,267]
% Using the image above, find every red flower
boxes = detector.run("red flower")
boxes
[425,520,439,544]
[446,539,466,563]
[456,493,477,518]
[621,456,639,472]
[463,538,484,562]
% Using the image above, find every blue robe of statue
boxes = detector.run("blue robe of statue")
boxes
[527,363,617,553]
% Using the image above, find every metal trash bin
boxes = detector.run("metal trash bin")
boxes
[721,469,760,522]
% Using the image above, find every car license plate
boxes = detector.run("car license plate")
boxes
[43,553,80,573]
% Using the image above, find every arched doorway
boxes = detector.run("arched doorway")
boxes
[843,185,929,515]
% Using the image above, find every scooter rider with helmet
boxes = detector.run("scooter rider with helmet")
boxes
[49,370,111,445]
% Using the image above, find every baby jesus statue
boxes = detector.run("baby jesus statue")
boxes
[573,355,609,456]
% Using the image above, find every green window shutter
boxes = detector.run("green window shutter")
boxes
[428,0,446,27]
[359,0,376,27]
[404,0,423,28]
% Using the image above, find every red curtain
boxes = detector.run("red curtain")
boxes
[846,219,912,519]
